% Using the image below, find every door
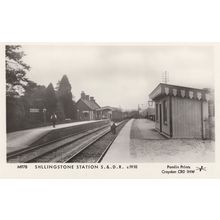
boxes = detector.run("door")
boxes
[159,104,162,132]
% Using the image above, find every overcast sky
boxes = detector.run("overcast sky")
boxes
[22,44,214,110]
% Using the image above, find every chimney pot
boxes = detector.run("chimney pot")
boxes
[90,96,95,101]
[81,91,86,99]
[85,95,90,101]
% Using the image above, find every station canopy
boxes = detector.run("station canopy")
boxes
[149,83,210,101]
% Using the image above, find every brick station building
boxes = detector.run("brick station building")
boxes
[75,91,100,121]
[149,83,212,139]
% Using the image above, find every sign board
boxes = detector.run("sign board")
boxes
[29,108,40,113]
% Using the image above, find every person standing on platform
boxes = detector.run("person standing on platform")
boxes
[50,113,57,128]
[110,121,116,134]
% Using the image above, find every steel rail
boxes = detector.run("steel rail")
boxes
[7,124,110,162]
[63,129,111,163]
[31,127,111,163]
[64,120,127,163]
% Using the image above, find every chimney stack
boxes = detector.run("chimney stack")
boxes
[85,95,90,101]
[90,96,95,102]
[81,91,86,99]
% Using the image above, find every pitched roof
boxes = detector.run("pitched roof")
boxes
[96,106,121,111]
[79,98,100,110]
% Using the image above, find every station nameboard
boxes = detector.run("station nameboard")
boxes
[29,108,40,113]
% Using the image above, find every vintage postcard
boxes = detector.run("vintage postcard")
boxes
[0,43,219,178]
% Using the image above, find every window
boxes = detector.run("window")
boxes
[156,104,158,121]
[208,102,215,117]
[163,100,168,124]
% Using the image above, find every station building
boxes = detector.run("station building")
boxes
[96,106,123,121]
[75,91,100,121]
[149,83,212,139]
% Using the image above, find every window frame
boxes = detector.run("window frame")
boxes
[163,100,168,125]
[155,103,158,121]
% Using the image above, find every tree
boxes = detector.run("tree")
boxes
[23,80,38,95]
[57,75,74,119]
[55,80,60,91]
[6,96,26,132]
[23,81,46,109]
[56,99,65,121]
[45,83,57,117]
[6,45,30,97]
[6,45,31,132]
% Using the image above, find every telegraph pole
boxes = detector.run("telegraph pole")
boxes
[162,71,169,84]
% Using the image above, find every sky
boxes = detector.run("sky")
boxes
[22,44,214,110]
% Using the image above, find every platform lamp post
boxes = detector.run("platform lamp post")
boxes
[148,100,153,107]
[43,108,47,125]
[77,109,80,121]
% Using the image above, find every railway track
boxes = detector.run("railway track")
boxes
[64,120,128,163]
[7,124,110,163]
[7,120,128,163]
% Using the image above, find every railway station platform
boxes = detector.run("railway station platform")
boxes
[7,120,101,154]
[102,119,165,163]
[102,119,214,163]
[102,119,134,162]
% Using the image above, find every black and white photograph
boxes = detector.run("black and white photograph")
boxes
[1,2,220,220]
[5,44,215,164]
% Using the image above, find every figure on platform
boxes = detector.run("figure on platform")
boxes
[110,121,116,134]
[50,113,57,128]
